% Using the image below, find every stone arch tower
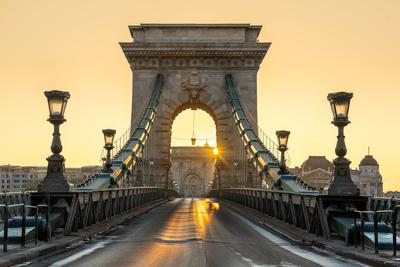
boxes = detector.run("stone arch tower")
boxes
[120,24,270,187]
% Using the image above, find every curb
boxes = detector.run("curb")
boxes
[221,200,399,267]
[0,199,168,267]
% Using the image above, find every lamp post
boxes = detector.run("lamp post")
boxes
[327,92,359,196]
[38,90,70,192]
[102,129,116,187]
[165,162,171,198]
[102,129,116,173]
[213,147,221,197]
[149,160,154,185]
[245,159,254,188]
[233,161,239,187]
[258,171,264,189]
[136,157,143,186]
[276,130,290,175]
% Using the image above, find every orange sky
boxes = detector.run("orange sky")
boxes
[0,0,399,191]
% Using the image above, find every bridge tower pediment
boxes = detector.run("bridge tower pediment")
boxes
[120,24,270,188]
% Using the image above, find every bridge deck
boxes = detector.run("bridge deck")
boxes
[27,199,367,267]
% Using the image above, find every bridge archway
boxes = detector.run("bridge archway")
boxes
[121,24,269,190]
[171,105,217,147]
[156,88,233,190]
[181,174,204,197]
[170,107,217,196]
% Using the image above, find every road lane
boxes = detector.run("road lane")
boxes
[24,198,368,267]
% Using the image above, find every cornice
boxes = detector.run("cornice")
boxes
[121,44,269,70]
[120,42,270,53]
[123,50,267,57]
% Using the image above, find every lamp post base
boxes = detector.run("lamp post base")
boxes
[328,157,360,196]
[38,154,70,192]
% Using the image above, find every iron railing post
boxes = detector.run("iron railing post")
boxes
[393,205,400,256]
[374,212,379,254]
[354,211,358,248]
[46,204,50,241]
[21,203,26,247]
[3,204,8,252]
[361,213,365,251]
[35,207,38,245]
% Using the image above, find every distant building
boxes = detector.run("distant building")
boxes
[65,168,82,182]
[170,146,215,197]
[385,191,400,198]
[289,154,384,196]
[0,165,47,192]
[289,156,333,191]
[0,165,101,191]
[81,166,102,180]
[351,155,383,197]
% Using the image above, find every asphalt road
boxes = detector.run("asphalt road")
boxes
[21,198,368,267]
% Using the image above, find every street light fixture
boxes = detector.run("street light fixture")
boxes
[213,147,221,197]
[276,130,290,174]
[328,92,351,122]
[102,129,116,173]
[233,161,239,187]
[327,92,359,196]
[149,160,154,185]
[38,90,70,192]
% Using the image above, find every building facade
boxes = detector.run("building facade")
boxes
[351,155,383,197]
[289,156,334,191]
[289,154,384,196]
[385,191,400,198]
[170,146,215,197]
[0,165,102,192]
[0,165,47,192]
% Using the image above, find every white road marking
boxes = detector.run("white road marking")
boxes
[230,209,370,267]
[49,241,110,267]
[234,251,300,267]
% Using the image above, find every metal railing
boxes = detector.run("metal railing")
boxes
[219,189,400,256]
[76,175,96,188]
[225,74,315,192]
[352,210,374,251]
[110,74,164,187]
[99,108,146,163]
[0,191,32,219]
[257,126,291,167]
[219,188,328,238]
[240,99,290,166]
[0,203,49,252]
[353,206,400,256]
[64,187,167,234]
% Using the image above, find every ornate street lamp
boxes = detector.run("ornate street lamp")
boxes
[327,92,359,196]
[165,162,171,198]
[136,157,143,186]
[233,161,239,187]
[149,160,154,185]
[213,147,221,196]
[102,129,116,173]
[38,90,70,192]
[276,130,290,174]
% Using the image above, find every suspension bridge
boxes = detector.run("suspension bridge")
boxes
[0,24,399,267]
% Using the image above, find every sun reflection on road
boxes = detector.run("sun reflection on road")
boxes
[154,198,220,242]
[123,199,221,266]
[193,198,219,237]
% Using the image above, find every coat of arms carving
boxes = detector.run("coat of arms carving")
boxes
[182,69,206,104]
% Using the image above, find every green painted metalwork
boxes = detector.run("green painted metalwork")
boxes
[111,74,164,186]
[78,74,164,189]
[225,74,317,193]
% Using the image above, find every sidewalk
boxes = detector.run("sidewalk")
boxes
[0,199,167,267]
[221,200,400,267]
